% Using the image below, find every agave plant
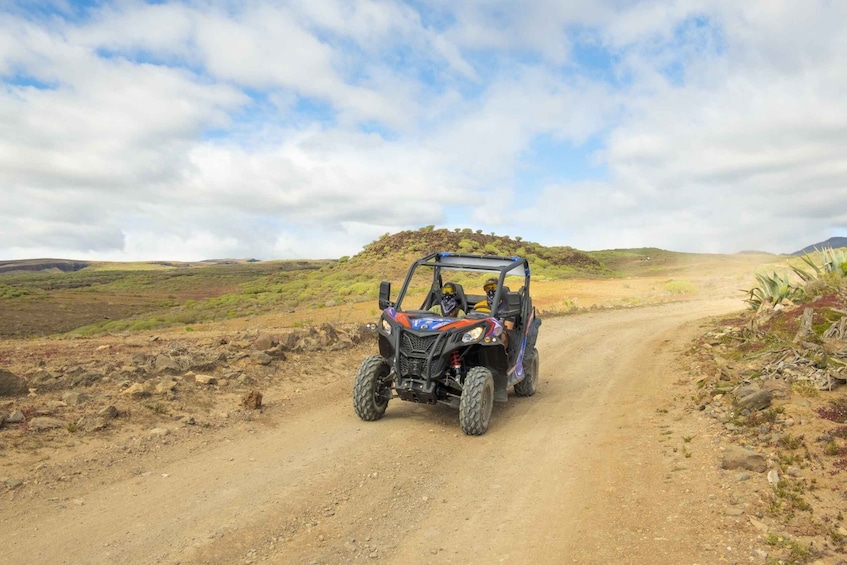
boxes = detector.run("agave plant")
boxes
[822,246,847,275]
[744,272,804,311]
[792,246,847,281]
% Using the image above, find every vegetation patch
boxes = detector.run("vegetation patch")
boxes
[764,533,820,564]
[817,399,847,423]
[664,279,696,295]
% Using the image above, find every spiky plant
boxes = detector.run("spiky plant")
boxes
[792,246,847,281]
[744,272,804,311]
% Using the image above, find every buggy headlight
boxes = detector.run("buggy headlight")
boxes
[462,326,484,343]
[381,319,392,335]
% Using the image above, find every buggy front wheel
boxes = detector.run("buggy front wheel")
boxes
[353,355,392,421]
[459,366,494,436]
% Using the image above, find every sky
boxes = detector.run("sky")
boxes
[1,0,846,261]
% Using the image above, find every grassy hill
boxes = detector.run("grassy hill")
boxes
[356,228,604,275]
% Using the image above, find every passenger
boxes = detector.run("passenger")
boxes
[473,277,515,345]
[429,282,465,317]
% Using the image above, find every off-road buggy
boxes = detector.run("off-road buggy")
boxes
[353,252,542,435]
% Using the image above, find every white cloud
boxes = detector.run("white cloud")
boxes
[2,1,847,261]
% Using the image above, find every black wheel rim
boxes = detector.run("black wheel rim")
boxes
[374,369,391,407]
[482,381,493,423]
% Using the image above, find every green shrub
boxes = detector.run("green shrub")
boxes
[457,239,479,253]
[483,243,501,255]
[0,284,30,299]
[665,280,696,295]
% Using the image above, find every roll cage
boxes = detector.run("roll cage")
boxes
[378,252,531,322]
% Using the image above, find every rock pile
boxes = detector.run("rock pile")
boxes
[0,323,372,434]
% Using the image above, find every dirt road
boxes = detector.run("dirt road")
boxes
[2,299,766,564]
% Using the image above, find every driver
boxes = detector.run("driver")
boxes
[429,282,465,317]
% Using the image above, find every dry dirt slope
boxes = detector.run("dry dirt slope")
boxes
[0,298,806,565]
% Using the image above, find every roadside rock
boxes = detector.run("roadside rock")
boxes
[188,352,226,372]
[721,445,767,473]
[737,389,773,411]
[195,374,217,385]
[254,334,276,351]
[122,383,151,399]
[62,391,88,405]
[28,369,58,390]
[68,371,105,388]
[761,379,790,398]
[278,332,300,352]
[6,410,25,424]
[29,417,64,432]
[0,368,28,397]
[156,379,178,394]
[155,355,181,374]
[318,323,338,346]
[4,478,23,490]
[131,353,153,367]
[250,352,273,366]
[77,415,108,433]
[265,346,287,360]
[734,384,760,400]
[99,405,119,419]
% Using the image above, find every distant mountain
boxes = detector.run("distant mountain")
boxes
[791,237,847,256]
[0,258,91,274]
[0,257,263,275]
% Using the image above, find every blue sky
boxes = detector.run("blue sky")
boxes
[1,0,846,261]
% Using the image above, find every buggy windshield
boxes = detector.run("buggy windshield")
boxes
[391,252,530,316]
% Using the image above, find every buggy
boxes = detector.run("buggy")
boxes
[353,252,542,435]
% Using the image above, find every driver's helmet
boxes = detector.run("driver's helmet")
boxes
[483,277,498,308]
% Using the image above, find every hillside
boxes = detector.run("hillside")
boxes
[356,227,605,273]
[792,237,847,256]
[0,260,330,338]
[0,258,91,275]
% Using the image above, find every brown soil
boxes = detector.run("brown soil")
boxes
[1,255,845,564]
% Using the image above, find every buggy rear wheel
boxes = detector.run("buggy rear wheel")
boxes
[459,366,494,436]
[353,355,392,421]
[514,347,539,397]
